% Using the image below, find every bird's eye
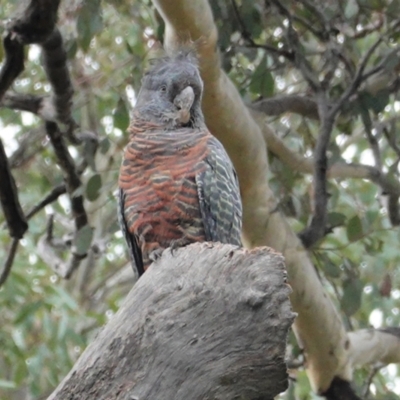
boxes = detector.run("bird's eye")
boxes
[159,85,167,92]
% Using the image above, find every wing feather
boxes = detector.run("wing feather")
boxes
[118,188,145,277]
[196,136,242,246]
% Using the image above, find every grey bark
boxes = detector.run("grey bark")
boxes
[48,243,294,400]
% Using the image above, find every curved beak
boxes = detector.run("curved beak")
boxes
[173,86,195,124]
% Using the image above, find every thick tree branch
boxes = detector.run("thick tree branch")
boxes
[0,0,60,99]
[4,0,79,142]
[152,0,350,394]
[348,329,400,367]
[250,71,400,120]
[0,33,24,101]
[48,243,294,400]
[41,29,77,143]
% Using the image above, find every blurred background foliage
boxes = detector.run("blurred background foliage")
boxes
[0,0,399,399]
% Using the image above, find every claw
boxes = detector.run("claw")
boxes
[169,236,192,256]
[149,248,164,263]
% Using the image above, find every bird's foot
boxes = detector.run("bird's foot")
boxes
[149,248,164,263]
[169,237,192,256]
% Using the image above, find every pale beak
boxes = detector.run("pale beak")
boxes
[173,86,195,124]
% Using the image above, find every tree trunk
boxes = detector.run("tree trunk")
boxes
[47,243,294,400]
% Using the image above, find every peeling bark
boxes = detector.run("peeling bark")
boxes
[48,243,294,400]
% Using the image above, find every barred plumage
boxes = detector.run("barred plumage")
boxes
[118,50,242,277]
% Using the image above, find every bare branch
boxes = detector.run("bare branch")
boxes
[251,73,400,120]
[0,238,19,288]
[26,184,67,220]
[298,93,336,248]
[362,364,382,399]
[8,127,47,169]
[45,122,90,277]
[1,93,56,120]
[45,122,87,230]
[378,327,400,339]
[251,95,319,119]
[332,37,384,115]
[37,214,87,279]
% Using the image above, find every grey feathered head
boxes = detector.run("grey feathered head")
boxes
[134,49,205,129]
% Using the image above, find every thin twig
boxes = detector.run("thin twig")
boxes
[0,238,20,287]
[362,364,383,399]
[332,37,384,115]
[26,184,67,220]
[270,0,320,91]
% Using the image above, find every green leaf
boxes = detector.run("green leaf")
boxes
[347,215,363,242]
[323,259,341,278]
[77,0,103,51]
[250,58,274,97]
[345,0,359,18]
[49,287,79,311]
[327,212,347,228]
[359,90,390,115]
[100,138,111,154]
[341,278,363,316]
[64,39,78,59]
[387,0,400,14]
[113,98,130,132]
[74,225,93,256]
[86,173,102,202]
[14,301,43,325]
[383,51,400,72]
